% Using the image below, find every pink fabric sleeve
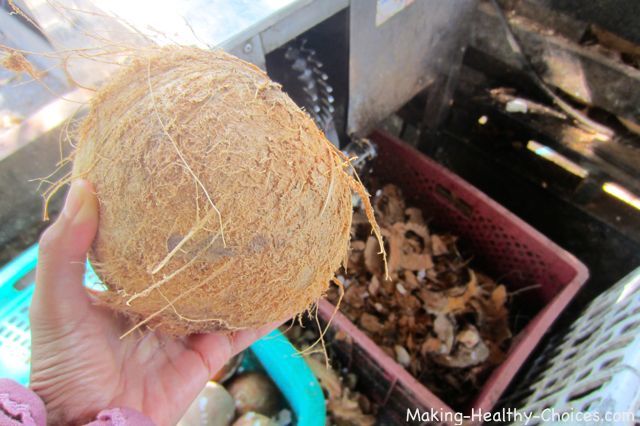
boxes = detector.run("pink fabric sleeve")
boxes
[0,379,154,426]
[0,379,46,426]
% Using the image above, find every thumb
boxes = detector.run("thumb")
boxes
[31,180,99,324]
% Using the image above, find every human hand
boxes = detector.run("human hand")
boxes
[29,180,276,425]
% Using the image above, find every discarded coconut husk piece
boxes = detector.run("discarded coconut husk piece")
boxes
[2,50,43,80]
[374,184,405,226]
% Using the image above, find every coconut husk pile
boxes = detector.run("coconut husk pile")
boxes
[285,325,376,426]
[326,184,512,409]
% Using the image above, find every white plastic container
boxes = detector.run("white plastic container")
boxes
[504,267,640,425]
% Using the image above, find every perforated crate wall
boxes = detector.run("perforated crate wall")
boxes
[501,267,640,425]
[370,131,578,304]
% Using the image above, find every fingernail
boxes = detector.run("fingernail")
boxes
[62,180,96,226]
[72,188,98,227]
[62,181,85,221]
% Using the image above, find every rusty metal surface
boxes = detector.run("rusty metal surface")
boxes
[471,1,640,126]
[347,0,476,136]
[533,0,640,45]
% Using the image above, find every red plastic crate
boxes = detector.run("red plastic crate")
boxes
[319,130,588,424]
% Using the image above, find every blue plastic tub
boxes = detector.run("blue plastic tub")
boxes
[0,245,325,425]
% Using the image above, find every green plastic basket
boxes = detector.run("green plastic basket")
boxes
[0,245,38,385]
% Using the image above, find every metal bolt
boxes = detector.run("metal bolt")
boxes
[243,43,253,54]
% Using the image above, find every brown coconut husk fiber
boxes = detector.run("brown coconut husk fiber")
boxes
[69,46,386,335]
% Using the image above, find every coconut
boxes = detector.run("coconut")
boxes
[71,46,383,335]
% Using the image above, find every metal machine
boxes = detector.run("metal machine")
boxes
[13,0,475,144]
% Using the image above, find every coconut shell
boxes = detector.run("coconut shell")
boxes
[72,46,356,334]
